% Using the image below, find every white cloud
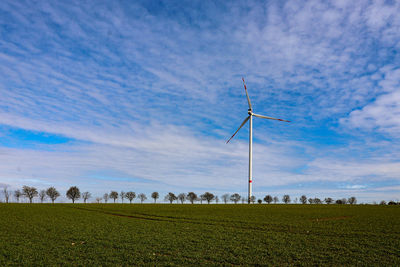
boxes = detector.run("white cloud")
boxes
[341,67,400,136]
[0,121,303,193]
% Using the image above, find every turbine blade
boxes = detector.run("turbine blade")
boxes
[226,116,250,143]
[242,77,252,110]
[252,113,291,122]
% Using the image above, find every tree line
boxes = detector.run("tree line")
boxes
[2,185,399,205]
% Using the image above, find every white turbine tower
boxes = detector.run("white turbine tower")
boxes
[227,78,290,204]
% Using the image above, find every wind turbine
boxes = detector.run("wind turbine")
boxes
[226,78,290,203]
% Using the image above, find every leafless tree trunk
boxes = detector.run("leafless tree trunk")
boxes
[14,190,22,203]
[39,190,46,203]
[82,192,91,203]
[2,187,10,203]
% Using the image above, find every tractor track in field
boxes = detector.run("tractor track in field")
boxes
[311,216,352,221]
[69,205,249,227]
[66,206,364,238]
[68,205,278,232]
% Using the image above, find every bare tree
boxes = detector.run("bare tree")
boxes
[282,195,291,204]
[23,186,38,203]
[241,196,246,204]
[66,186,80,203]
[314,198,322,204]
[151,192,159,203]
[230,193,241,204]
[82,192,91,203]
[335,199,346,204]
[348,196,357,205]
[379,200,386,205]
[300,195,307,204]
[186,192,197,204]
[110,191,118,203]
[198,194,204,204]
[273,196,279,203]
[222,194,230,204]
[308,198,314,204]
[215,196,219,204]
[103,193,109,203]
[138,193,147,203]
[39,190,46,203]
[264,195,273,204]
[14,189,22,203]
[126,191,136,203]
[202,192,215,204]
[2,186,10,203]
[178,193,186,204]
[46,187,60,203]
[120,191,126,203]
[250,196,256,204]
[324,197,333,204]
[165,192,177,204]
[96,197,102,203]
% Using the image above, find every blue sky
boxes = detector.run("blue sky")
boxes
[1,0,399,203]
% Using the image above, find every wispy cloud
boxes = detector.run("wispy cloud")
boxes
[341,67,400,136]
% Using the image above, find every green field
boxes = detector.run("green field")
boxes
[1,204,399,266]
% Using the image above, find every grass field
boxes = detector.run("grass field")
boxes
[0,204,399,266]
